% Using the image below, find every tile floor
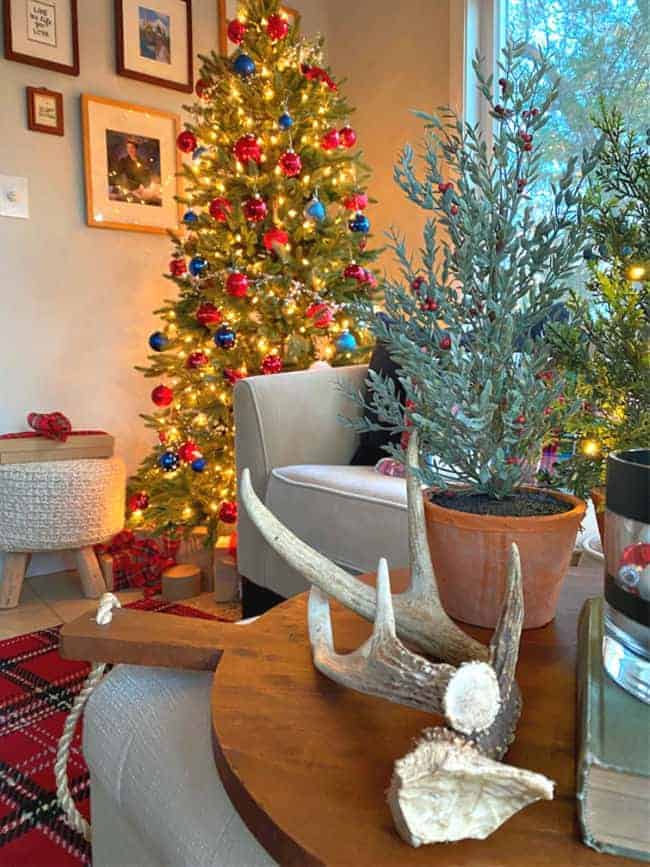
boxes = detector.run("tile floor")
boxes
[0,570,241,639]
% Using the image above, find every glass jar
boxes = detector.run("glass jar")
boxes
[602,449,650,703]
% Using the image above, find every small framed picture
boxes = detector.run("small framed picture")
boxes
[82,94,182,234]
[115,0,193,92]
[3,0,80,75]
[26,86,64,135]
[218,1,299,55]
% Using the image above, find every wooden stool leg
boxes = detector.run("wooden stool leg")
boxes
[74,547,107,599]
[0,552,29,609]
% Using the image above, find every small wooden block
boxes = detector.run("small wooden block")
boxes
[0,552,29,609]
[162,563,202,601]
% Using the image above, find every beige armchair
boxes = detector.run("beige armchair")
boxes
[234,365,411,604]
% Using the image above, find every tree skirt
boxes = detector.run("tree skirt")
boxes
[0,598,228,866]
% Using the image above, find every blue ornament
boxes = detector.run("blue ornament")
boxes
[582,245,597,261]
[214,324,237,349]
[278,112,293,129]
[183,210,199,224]
[158,451,180,472]
[191,457,207,473]
[192,146,208,161]
[148,331,168,352]
[336,331,358,352]
[189,255,208,276]
[305,196,326,222]
[621,245,633,257]
[233,53,256,78]
[349,212,370,233]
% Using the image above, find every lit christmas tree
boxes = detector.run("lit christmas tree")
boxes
[127,0,378,540]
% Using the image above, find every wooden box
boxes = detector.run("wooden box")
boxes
[0,433,114,464]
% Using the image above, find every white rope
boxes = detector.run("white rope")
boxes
[55,592,121,840]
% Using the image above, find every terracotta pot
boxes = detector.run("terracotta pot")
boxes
[423,487,586,629]
[590,486,605,547]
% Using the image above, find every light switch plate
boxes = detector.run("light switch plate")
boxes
[0,175,29,219]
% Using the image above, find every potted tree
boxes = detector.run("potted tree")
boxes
[346,42,599,628]
[549,104,649,544]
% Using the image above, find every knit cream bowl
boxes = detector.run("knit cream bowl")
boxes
[0,458,125,551]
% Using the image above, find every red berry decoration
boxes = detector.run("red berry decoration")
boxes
[422,298,439,312]
[437,182,453,193]
[158,431,168,444]
[178,440,201,463]
[227,19,246,44]
[278,149,302,177]
[218,501,238,524]
[344,263,366,282]
[439,333,452,350]
[523,141,533,152]
[263,226,289,251]
[186,351,209,369]
[343,192,368,211]
[261,354,283,375]
[169,258,186,276]
[450,204,459,216]
[195,78,211,98]
[209,196,232,222]
[266,13,289,40]
[152,385,174,406]
[196,302,223,326]
[223,367,245,385]
[411,275,425,294]
[243,195,268,222]
[320,128,340,151]
[128,492,149,512]
[306,302,334,329]
[226,271,249,297]
[233,134,262,164]
[339,125,357,148]
[177,130,197,153]
[363,269,378,289]
[515,414,526,425]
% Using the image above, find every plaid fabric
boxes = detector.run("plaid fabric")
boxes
[0,598,227,866]
[26,413,73,442]
[96,531,181,595]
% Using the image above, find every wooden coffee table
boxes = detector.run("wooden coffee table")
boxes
[210,565,644,867]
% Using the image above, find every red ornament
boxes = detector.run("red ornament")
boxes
[339,125,357,148]
[422,298,439,312]
[321,128,340,151]
[439,333,452,350]
[306,302,334,329]
[301,64,337,91]
[278,149,302,177]
[263,227,289,251]
[227,19,246,44]
[450,204,459,216]
[438,181,453,193]
[344,263,366,282]
[177,130,197,153]
[267,13,289,40]
[218,501,238,524]
[178,440,201,463]
[243,195,268,222]
[209,196,232,222]
[411,275,425,294]
[343,192,368,211]
[195,78,211,98]
[128,492,149,512]
[152,385,174,406]
[363,269,378,289]
[186,351,209,369]
[233,134,262,164]
[223,367,246,385]
[169,258,186,276]
[261,354,283,375]
[158,431,168,443]
[514,414,526,425]
[226,271,249,297]
[523,141,533,152]
[196,302,223,326]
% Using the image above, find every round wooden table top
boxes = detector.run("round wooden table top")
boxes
[211,567,640,867]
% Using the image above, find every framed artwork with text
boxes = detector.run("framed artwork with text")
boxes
[26,86,64,135]
[82,94,182,234]
[115,0,193,92]
[3,0,79,75]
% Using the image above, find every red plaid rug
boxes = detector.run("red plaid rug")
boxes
[0,598,225,867]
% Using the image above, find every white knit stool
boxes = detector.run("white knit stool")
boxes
[0,457,126,608]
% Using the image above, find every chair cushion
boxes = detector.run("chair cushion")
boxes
[266,465,408,574]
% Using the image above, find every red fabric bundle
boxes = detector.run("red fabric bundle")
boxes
[27,411,72,441]
[96,530,181,596]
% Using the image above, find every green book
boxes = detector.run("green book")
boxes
[576,597,650,862]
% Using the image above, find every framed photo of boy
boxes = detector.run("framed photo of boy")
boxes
[217,1,299,55]
[82,94,182,234]
[26,86,64,135]
[3,0,80,75]
[115,0,193,93]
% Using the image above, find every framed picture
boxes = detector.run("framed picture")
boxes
[82,94,182,234]
[218,1,299,55]
[115,0,193,92]
[3,0,79,75]
[26,86,64,135]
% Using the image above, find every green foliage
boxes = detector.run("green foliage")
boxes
[345,41,598,500]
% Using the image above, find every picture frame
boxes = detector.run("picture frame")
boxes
[82,94,182,235]
[218,1,299,56]
[115,0,193,93]
[26,86,64,135]
[3,0,79,75]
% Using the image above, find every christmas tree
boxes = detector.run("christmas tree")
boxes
[345,42,598,504]
[549,104,649,499]
[127,0,377,540]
